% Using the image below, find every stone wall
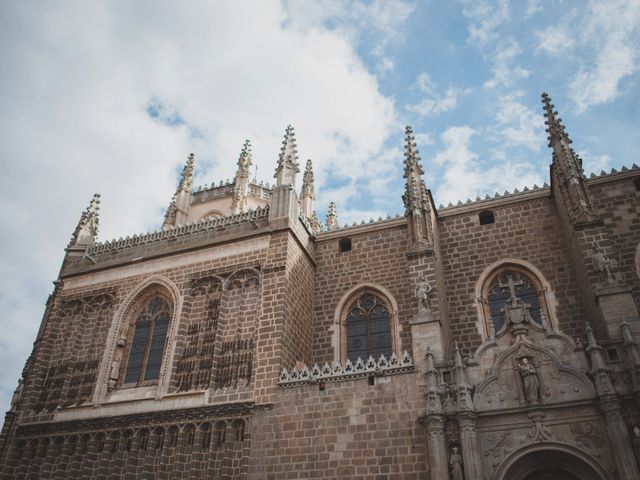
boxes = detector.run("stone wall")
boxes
[249,373,427,480]
[438,195,586,355]
[312,222,412,364]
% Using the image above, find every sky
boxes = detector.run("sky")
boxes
[0,0,638,414]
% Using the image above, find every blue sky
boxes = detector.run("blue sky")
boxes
[0,0,638,414]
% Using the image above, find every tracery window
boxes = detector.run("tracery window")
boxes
[483,267,548,335]
[344,292,393,361]
[122,296,172,387]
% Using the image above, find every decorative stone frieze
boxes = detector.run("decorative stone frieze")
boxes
[278,351,414,387]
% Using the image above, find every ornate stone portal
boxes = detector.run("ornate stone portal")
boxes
[422,279,640,480]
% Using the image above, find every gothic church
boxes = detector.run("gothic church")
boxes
[2,94,640,479]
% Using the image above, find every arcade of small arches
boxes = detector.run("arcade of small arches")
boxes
[10,418,248,477]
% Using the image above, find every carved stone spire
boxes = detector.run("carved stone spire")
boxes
[163,153,195,229]
[69,193,100,247]
[300,159,316,219]
[453,342,473,411]
[425,347,442,415]
[585,322,615,396]
[325,202,338,231]
[274,125,300,187]
[232,140,252,214]
[541,93,600,227]
[402,126,434,251]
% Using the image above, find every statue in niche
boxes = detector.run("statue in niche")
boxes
[518,358,540,403]
[632,426,640,465]
[108,337,126,392]
[592,244,621,286]
[449,446,464,480]
[9,379,23,412]
[415,274,433,315]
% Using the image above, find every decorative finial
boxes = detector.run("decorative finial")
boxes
[163,154,196,228]
[232,140,253,214]
[69,193,101,247]
[274,124,300,186]
[402,126,433,249]
[325,202,338,231]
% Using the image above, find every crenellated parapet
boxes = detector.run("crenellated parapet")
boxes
[86,206,270,258]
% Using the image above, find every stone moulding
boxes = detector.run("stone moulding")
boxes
[278,351,414,388]
[86,206,270,256]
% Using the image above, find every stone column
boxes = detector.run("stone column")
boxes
[457,412,483,480]
[600,396,640,479]
[423,416,448,480]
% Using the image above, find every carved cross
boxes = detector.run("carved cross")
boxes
[499,275,524,305]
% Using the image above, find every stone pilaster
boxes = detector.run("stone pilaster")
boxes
[586,323,640,478]
[457,412,483,480]
[423,416,448,480]
[600,396,640,479]
[404,126,449,366]
[542,93,640,339]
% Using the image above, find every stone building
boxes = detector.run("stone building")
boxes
[1,93,640,479]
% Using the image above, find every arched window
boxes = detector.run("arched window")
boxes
[483,266,549,335]
[344,291,393,362]
[122,295,172,387]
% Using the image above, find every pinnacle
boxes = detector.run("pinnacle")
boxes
[278,124,299,166]
[237,139,253,172]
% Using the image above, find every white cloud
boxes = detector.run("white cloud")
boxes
[283,0,414,73]
[525,0,542,17]
[484,39,531,89]
[535,25,575,55]
[578,151,613,175]
[461,0,510,46]
[407,73,469,117]
[0,1,401,413]
[494,92,545,150]
[568,0,640,113]
[432,126,544,205]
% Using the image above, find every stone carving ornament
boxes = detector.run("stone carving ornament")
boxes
[415,274,432,315]
[592,244,622,286]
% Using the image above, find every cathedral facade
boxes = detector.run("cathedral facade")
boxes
[1,94,640,479]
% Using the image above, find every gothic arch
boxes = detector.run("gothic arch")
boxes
[475,258,559,339]
[332,283,401,362]
[95,275,183,403]
[224,267,261,290]
[494,443,609,480]
[200,210,224,220]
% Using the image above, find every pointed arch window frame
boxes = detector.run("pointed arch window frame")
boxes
[476,260,557,339]
[334,285,401,363]
[94,276,183,403]
[119,291,173,388]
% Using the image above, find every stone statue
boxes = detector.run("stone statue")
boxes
[415,274,432,315]
[518,358,540,402]
[108,337,127,392]
[592,244,619,286]
[449,446,464,480]
[633,426,640,465]
[10,379,23,412]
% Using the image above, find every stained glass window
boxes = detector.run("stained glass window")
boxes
[346,292,392,361]
[486,269,543,333]
[122,296,171,386]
